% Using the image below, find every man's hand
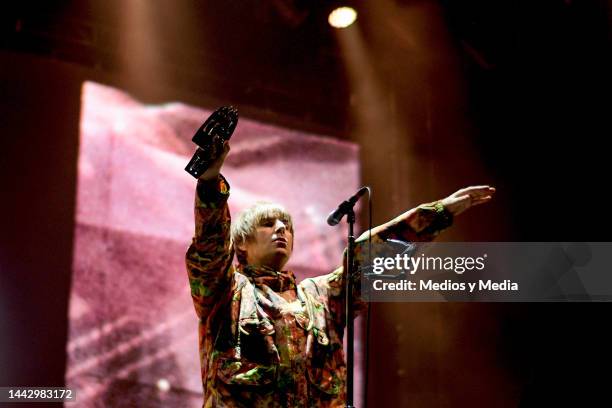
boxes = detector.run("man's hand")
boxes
[440,185,495,217]
[198,142,230,181]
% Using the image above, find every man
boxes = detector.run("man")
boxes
[186,142,495,407]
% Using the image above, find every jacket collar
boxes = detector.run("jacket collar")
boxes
[240,264,297,292]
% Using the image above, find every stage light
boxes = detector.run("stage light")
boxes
[328,7,357,28]
[156,378,171,392]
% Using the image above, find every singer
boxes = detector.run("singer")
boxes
[186,141,495,407]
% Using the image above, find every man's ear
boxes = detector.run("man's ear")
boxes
[235,242,248,265]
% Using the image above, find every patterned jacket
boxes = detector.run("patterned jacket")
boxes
[186,176,453,407]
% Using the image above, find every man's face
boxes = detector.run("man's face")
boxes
[239,216,294,270]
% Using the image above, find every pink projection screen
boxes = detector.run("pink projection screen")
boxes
[67,82,361,406]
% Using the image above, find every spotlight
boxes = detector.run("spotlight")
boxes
[328,6,357,29]
[156,378,171,392]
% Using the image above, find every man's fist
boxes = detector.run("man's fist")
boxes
[198,142,230,181]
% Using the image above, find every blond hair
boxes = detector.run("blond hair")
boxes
[231,202,294,265]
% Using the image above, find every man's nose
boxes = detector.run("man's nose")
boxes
[274,219,287,233]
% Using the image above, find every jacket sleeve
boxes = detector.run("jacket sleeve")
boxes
[316,200,454,329]
[359,200,453,244]
[185,175,235,323]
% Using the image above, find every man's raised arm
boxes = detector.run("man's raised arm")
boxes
[185,143,234,322]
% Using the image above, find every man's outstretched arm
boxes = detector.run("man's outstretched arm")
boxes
[363,185,496,243]
[316,185,496,327]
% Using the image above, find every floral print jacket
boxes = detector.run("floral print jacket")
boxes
[186,176,452,407]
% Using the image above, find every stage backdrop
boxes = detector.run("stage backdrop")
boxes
[66,81,361,407]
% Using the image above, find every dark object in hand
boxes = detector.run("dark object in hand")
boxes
[185,106,239,178]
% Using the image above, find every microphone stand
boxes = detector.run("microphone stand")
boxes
[345,207,356,408]
[327,187,369,408]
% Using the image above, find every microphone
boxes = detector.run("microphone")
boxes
[326,186,369,226]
